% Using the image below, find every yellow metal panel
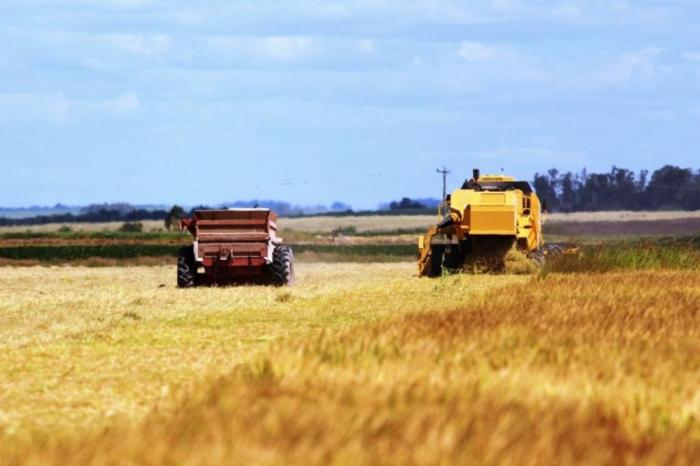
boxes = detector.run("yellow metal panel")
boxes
[479,193,507,205]
[450,189,519,236]
[469,206,517,235]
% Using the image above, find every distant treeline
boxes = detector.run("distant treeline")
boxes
[224,200,352,216]
[534,165,700,212]
[0,201,431,227]
[0,208,168,227]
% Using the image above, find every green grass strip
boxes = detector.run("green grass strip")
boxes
[291,244,415,257]
[0,245,180,261]
[544,236,700,274]
[0,244,416,262]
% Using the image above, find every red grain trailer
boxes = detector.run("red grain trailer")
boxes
[178,209,294,287]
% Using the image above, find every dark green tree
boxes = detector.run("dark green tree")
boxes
[645,165,694,210]
[165,205,186,231]
[560,172,577,211]
[533,172,559,211]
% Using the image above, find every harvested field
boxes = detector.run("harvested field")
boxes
[0,221,166,234]
[0,238,184,247]
[546,217,700,237]
[546,210,700,223]
[280,215,436,232]
[0,264,520,450]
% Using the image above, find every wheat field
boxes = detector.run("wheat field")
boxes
[1,261,700,465]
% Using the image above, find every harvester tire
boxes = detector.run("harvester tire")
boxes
[427,245,445,277]
[443,246,464,272]
[177,246,197,288]
[271,246,295,286]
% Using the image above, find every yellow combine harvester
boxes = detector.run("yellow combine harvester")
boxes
[418,169,547,277]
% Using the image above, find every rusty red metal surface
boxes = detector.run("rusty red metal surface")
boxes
[180,209,282,284]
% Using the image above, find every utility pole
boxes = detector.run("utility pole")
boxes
[436,167,451,201]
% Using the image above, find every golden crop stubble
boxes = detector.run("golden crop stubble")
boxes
[10,270,700,466]
[0,263,522,456]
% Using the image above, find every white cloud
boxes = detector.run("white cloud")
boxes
[201,35,381,66]
[490,0,583,20]
[489,0,673,25]
[592,48,661,89]
[102,92,141,114]
[470,146,585,164]
[0,0,683,33]
[259,36,316,62]
[106,34,172,56]
[682,52,700,62]
[458,42,502,61]
[206,35,318,63]
[0,92,142,124]
[105,0,153,7]
[0,93,71,124]
[359,39,375,54]
[638,108,677,121]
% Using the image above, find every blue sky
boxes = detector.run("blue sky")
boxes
[1,0,699,209]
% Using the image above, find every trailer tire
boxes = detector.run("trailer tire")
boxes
[270,246,295,286]
[177,246,197,288]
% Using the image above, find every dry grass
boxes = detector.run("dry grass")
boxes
[280,211,700,232]
[4,266,700,465]
[279,215,437,232]
[0,264,519,453]
[546,211,700,223]
[0,221,166,234]
[0,256,176,268]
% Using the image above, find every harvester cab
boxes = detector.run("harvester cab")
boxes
[418,169,545,277]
